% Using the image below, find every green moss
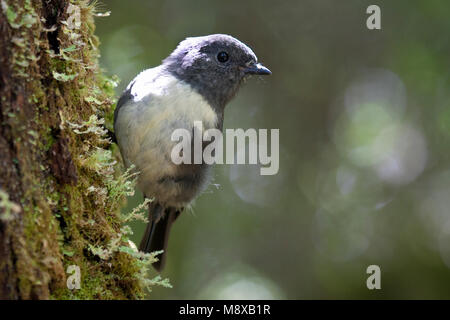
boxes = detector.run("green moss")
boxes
[2,0,169,299]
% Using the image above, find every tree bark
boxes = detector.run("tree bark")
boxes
[0,0,148,299]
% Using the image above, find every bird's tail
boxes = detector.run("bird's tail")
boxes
[139,201,180,272]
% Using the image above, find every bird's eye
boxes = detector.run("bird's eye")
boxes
[217,51,229,63]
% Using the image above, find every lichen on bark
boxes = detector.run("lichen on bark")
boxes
[0,0,168,299]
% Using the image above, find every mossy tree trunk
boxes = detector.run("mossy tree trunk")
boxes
[0,0,154,299]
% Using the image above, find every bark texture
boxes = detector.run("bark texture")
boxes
[0,0,155,299]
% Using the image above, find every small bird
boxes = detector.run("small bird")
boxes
[114,34,271,271]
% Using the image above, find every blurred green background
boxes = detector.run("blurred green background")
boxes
[96,0,450,299]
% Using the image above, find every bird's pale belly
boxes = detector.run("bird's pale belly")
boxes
[135,124,214,207]
[115,76,218,207]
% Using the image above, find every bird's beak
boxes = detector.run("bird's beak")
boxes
[243,62,272,75]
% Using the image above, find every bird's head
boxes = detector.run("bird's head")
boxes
[163,34,271,110]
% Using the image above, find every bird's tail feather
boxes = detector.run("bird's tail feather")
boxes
[139,201,180,272]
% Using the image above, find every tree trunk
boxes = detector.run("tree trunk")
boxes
[0,0,157,299]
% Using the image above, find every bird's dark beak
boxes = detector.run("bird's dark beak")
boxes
[243,62,272,75]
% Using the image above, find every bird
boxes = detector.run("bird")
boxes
[113,34,271,271]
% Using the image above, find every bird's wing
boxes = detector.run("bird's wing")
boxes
[113,66,164,128]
